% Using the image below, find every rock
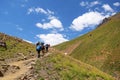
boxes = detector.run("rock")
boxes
[24,56,27,60]
[11,65,20,70]
[0,58,5,61]
[18,53,27,60]
[1,64,10,72]
[0,71,4,77]
[29,52,34,56]
[27,66,33,69]
[30,62,36,65]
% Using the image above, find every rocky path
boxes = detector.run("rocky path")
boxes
[0,58,36,80]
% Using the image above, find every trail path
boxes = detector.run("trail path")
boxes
[53,41,81,55]
[0,58,36,80]
[64,41,81,55]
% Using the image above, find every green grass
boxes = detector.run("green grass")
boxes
[35,53,114,80]
[0,32,36,59]
[54,13,120,75]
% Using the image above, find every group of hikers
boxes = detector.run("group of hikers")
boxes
[36,41,50,58]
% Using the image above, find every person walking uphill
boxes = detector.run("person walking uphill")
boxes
[45,44,50,52]
[41,42,45,56]
[36,42,41,58]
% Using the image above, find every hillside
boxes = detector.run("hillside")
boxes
[0,32,36,59]
[54,13,120,77]
[28,52,114,80]
[0,32,115,80]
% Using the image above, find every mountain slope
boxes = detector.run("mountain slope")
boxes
[33,52,114,80]
[54,13,120,77]
[0,32,36,59]
[0,33,114,80]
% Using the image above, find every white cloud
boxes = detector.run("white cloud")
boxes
[47,9,54,15]
[90,1,100,7]
[27,7,64,30]
[27,7,54,16]
[102,4,114,12]
[80,1,88,6]
[27,8,34,14]
[35,8,47,14]
[80,1,100,7]
[23,39,33,44]
[113,2,120,6]
[70,11,105,31]
[36,33,68,46]
[36,18,64,31]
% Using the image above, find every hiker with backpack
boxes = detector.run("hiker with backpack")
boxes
[41,42,45,56]
[45,44,50,52]
[36,42,41,58]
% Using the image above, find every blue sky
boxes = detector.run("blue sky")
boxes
[0,0,120,45]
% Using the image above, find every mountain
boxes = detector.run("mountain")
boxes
[54,13,120,77]
[0,33,114,80]
[33,52,114,80]
[0,32,36,59]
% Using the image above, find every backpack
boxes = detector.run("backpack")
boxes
[36,45,41,51]
[41,42,44,46]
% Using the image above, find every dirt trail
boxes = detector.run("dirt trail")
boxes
[0,58,36,80]
[64,41,81,55]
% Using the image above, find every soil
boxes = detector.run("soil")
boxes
[0,58,36,80]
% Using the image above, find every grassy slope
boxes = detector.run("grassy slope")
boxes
[54,13,120,75]
[0,32,114,80]
[35,53,114,80]
[0,32,36,59]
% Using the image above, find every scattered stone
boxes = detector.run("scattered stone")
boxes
[96,77,104,80]
[113,72,120,80]
[27,66,33,69]
[11,65,20,70]
[24,56,27,60]
[18,53,27,60]
[0,71,4,77]
[0,58,5,61]
[30,62,36,65]
[1,64,10,73]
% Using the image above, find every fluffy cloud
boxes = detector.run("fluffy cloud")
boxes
[27,7,54,16]
[36,33,68,46]
[28,7,64,31]
[80,1,100,7]
[36,18,64,31]
[102,4,114,12]
[70,11,105,31]
[113,2,120,7]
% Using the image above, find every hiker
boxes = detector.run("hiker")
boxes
[45,44,50,52]
[36,42,41,58]
[41,42,45,56]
